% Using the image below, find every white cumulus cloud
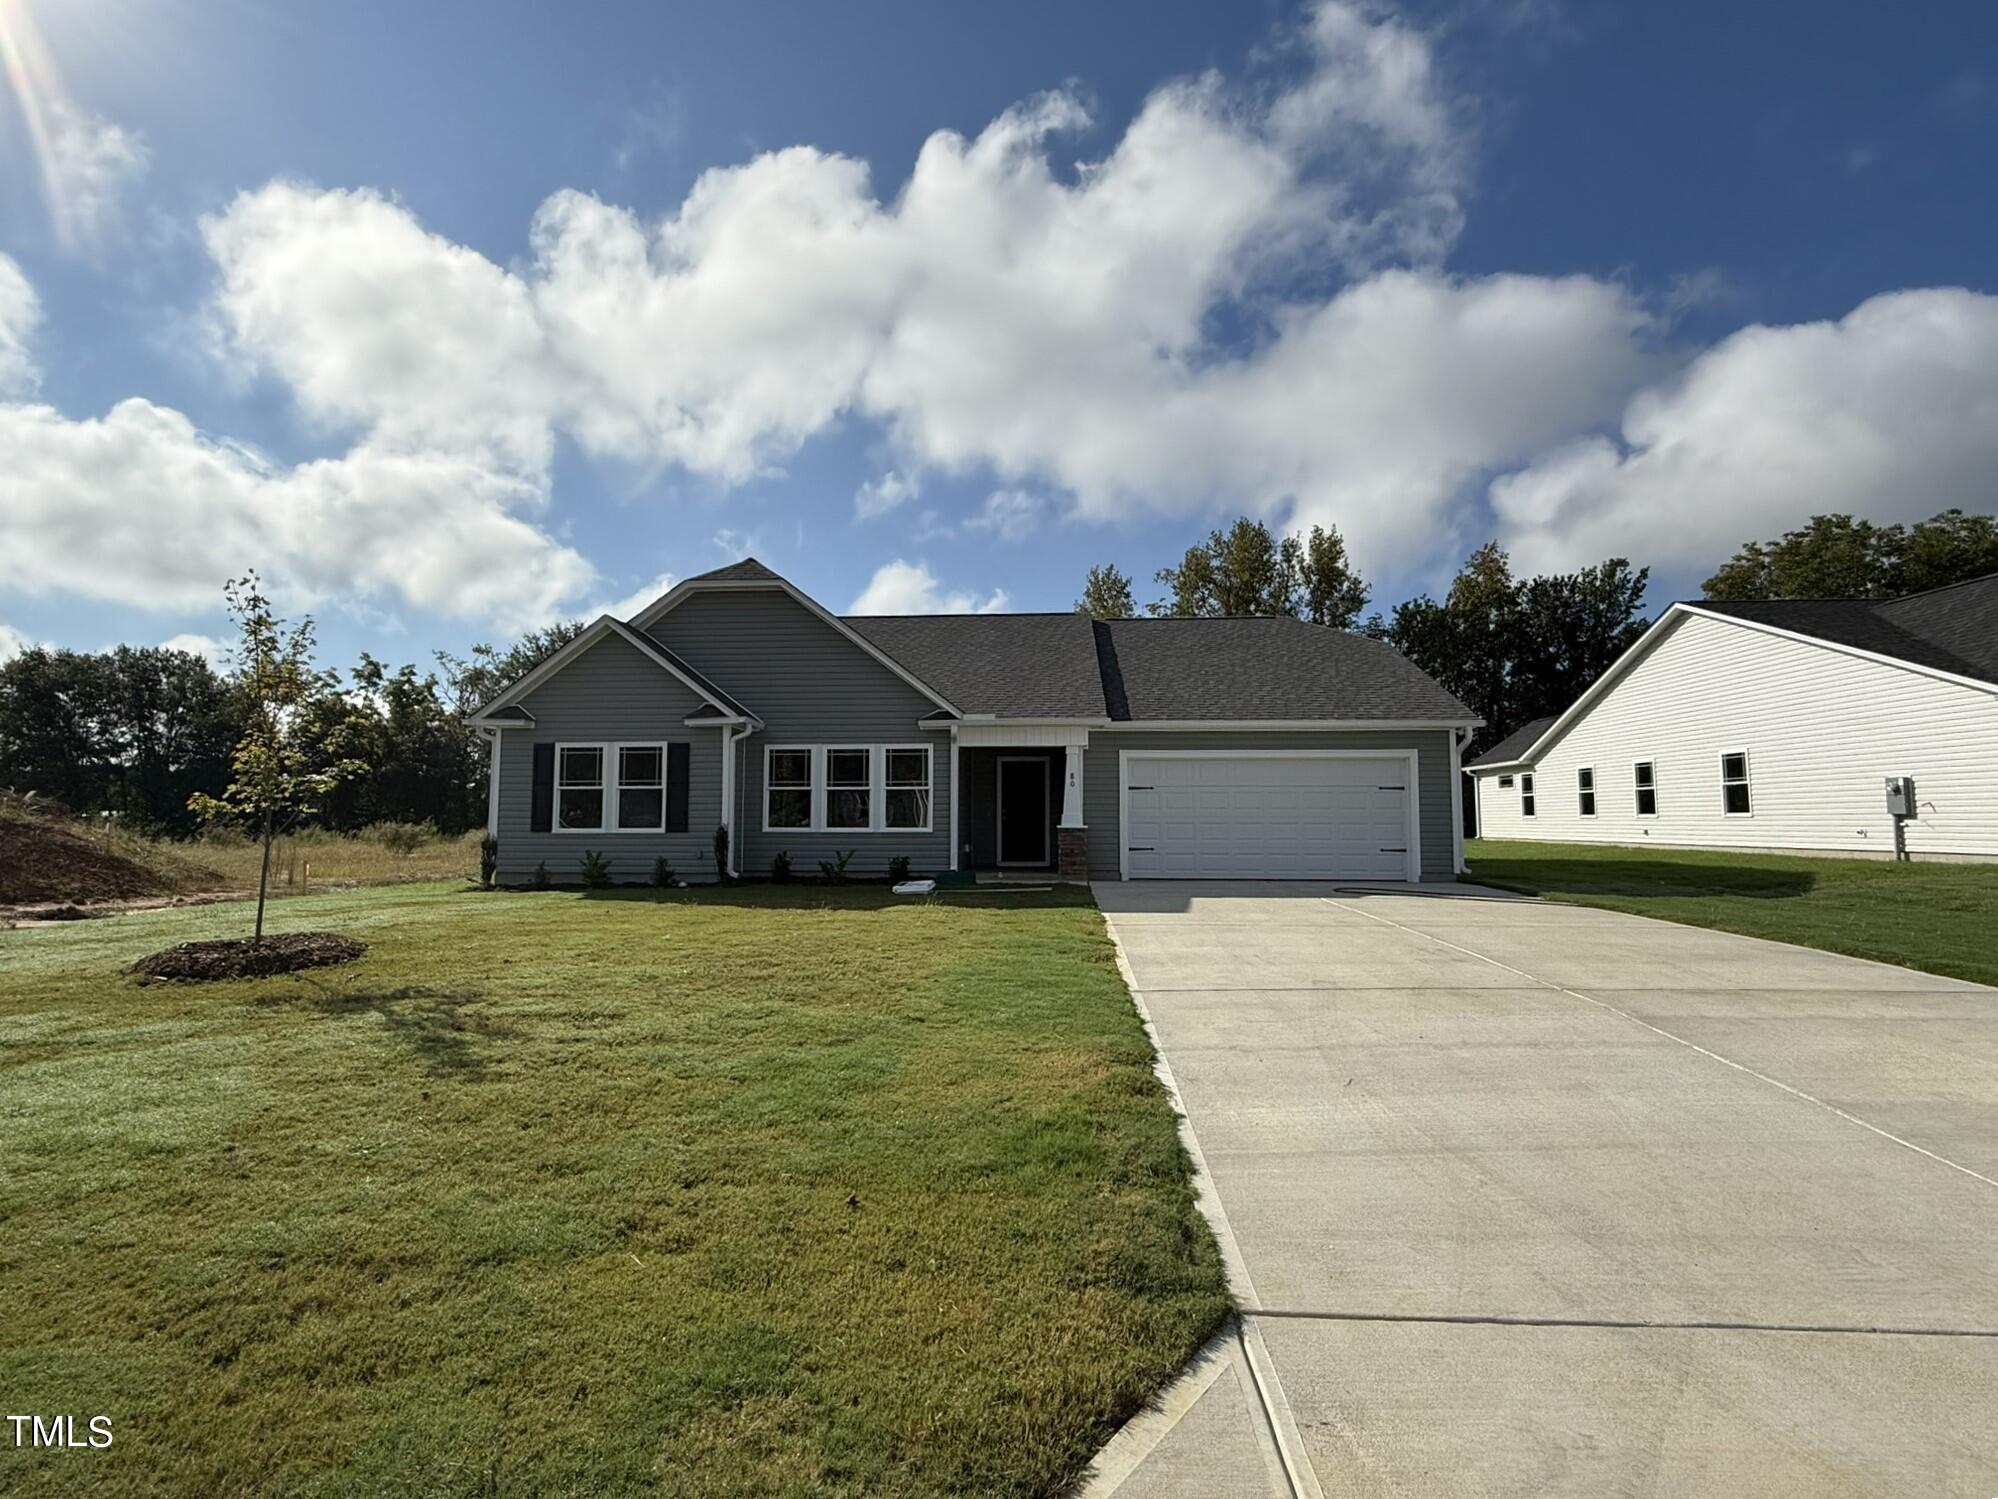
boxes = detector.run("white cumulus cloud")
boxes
[854,470,920,519]
[967,489,1045,542]
[1490,288,1998,574]
[46,101,151,252]
[0,623,33,664]
[849,560,1009,615]
[0,254,39,396]
[158,632,229,669]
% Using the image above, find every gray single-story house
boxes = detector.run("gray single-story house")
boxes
[470,559,1480,884]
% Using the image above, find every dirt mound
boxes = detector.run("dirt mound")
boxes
[0,805,221,905]
[132,932,368,983]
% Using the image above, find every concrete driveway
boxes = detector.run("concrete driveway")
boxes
[1086,881,1998,1498]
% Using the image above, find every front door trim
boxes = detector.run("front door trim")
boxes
[996,754,1051,866]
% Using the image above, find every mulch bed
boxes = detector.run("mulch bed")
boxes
[131,932,367,983]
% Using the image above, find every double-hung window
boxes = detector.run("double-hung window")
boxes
[763,745,935,832]
[1520,773,1536,818]
[1577,767,1596,817]
[767,749,814,829]
[885,747,931,830]
[1720,750,1752,815]
[617,746,665,830]
[826,749,872,830]
[1634,761,1657,817]
[557,746,605,830]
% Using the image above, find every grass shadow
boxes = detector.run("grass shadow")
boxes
[1476,858,1818,902]
[568,883,1097,913]
[268,982,516,1079]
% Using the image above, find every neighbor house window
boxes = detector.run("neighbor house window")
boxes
[1634,761,1657,817]
[1497,774,1514,788]
[1720,750,1752,815]
[1520,773,1536,817]
[767,749,813,829]
[617,745,665,830]
[557,745,605,830]
[826,749,872,829]
[1577,767,1596,817]
[885,747,932,830]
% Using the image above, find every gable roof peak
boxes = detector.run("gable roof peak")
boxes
[686,557,783,584]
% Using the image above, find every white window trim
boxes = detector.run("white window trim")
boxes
[1720,748,1754,817]
[614,743,669,833]
[824,745,875,834]
[554,741,679,834]
[883,744,935,834]
[764,744,818,834]
[761,744,934,834]
[1520,771,1536,818]
[554,742,607,834]
[1633,758,1658,819]
[1577,765,1597,818]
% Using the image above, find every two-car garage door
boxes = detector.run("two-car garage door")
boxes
[1122,753,1417,881]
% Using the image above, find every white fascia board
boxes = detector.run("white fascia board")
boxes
[630,577,961,716]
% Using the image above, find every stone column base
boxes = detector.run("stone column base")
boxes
[1057,826,1089,882]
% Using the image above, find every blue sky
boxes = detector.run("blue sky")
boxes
[2,0,1994,673]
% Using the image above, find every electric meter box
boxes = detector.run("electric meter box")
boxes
[1885,776,1916,818]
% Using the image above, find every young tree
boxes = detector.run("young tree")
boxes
[1075,563,1136,618]
[188,575,364,943]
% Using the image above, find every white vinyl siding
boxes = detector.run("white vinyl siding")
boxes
[1473,611,1998,858]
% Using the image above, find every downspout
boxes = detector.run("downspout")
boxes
[1449,726,1470,876]
[949,724,960,873]
[725,722,754,878]
[483,727,502,837]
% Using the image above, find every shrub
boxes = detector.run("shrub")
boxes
[652,856,675,888]
[772,850,793,883]
[479,834,499,889]
[579,850,613,889]
[531,861,552,891]
[887,855,911,884]
[363,820,432,856]
[712,824,731,881]
[817,849,854,884]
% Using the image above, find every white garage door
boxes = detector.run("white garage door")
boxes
[1123,753,1416,881]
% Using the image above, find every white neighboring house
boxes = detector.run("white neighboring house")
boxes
[1469,573,1998,861]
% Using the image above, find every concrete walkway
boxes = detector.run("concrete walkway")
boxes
[1084,881,1998,1498]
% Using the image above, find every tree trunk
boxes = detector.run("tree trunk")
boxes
[255,808,273,944]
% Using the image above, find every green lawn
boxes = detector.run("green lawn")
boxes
[0,883,1228,1498]
[1466,838,1998,986]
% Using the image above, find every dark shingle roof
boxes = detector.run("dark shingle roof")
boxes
[1693,573,1998,687]
[1469,717,1556,769]
[843,612,1474,723]
[687,558,782,584]
[842,614,1106,718]
[1096,617,1473,721]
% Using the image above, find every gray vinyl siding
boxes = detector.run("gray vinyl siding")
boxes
[495,632,721,884]
[649,590,953,878]
[1083,729,1457,882]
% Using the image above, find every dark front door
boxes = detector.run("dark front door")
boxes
[997,756,1050,865]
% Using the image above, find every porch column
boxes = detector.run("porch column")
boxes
[1059,740,1086,828]
[1057,739,1089,882]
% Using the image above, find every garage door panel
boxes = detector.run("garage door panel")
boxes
[1125,753,1414,881]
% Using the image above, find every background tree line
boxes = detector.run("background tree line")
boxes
[0,621,584,838]
[1076,505,1996,757]
[2,505,1991,839]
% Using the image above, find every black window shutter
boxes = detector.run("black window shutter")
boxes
[530,743,555,833]
[667,742,690,833]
